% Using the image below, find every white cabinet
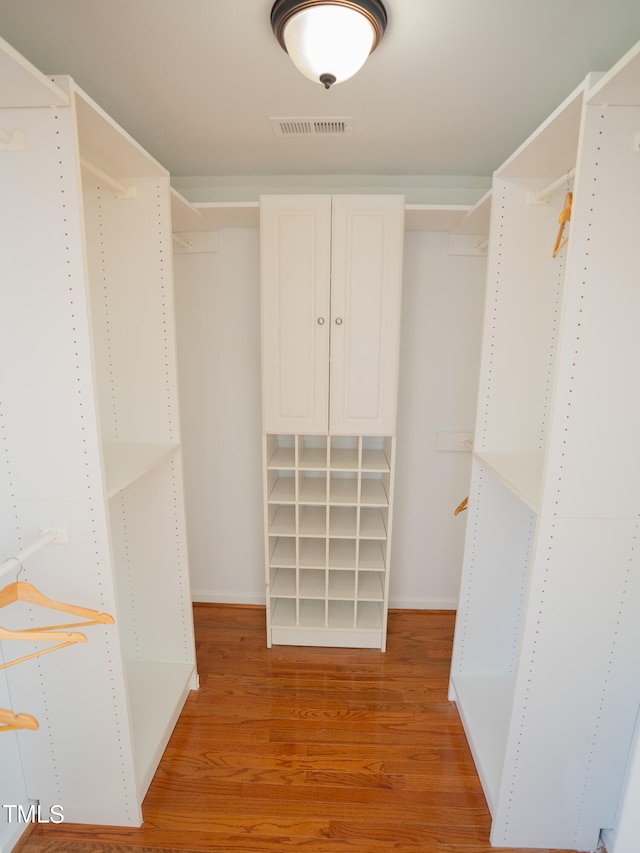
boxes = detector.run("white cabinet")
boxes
[449,42,640,851]
[0,38,196,830]
[260,195,404,649]
[260,195,404,436]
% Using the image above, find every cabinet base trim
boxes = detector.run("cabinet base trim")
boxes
[270,626,383,649]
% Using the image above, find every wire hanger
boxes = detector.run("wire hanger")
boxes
[0,624,87,670]
[0,581,114,632]
[0,707,39,732]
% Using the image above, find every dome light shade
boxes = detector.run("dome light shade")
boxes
[271,0,387,89]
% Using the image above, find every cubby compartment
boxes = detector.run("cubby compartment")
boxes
[263,434,395,649]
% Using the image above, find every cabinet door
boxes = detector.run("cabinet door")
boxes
[260,196,331,433]
[330,196,404,435]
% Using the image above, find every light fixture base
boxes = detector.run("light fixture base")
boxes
[319,73,337,89]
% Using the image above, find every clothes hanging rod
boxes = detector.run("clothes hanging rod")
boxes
[0,529,67,582]
[80,157,136,198]
[530,168,576,204]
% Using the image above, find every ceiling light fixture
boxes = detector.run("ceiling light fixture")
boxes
[271,0,387,89]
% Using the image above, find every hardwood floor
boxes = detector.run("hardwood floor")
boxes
[18,604,581,853]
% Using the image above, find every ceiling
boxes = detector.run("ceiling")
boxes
[1,0,640,198]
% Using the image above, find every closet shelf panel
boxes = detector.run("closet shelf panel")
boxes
[450,674,512,815]
[299,476,328,503]
[267,446,295,469]
[268,477,296,503]
[125,660,195,798]
[104,442,180,498]
[474,451,543,513]
[299,539,327,567]
[299,571,326,598]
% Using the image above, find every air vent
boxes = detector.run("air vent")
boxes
[270,117,353,137]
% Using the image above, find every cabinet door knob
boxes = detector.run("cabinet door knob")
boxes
[317,317,325,325]
[335,317,343,325]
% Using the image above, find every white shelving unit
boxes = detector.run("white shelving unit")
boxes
[265,435,395,649]
[260,195,404,649]
[449,43,640,851]
[0,37,196,831]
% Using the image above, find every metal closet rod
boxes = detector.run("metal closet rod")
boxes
[0,529,67,582]
[80,157,136,198]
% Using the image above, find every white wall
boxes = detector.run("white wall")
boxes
[173,225,485,608]
[392,231,485,608]
[174,229,264,602]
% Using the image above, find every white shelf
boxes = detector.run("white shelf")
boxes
[360,508,387,539]
[329,447,359,470]
[299,506,326,536]
[358,540,386,570]
[170,192,260,231]
[170,197,480,234]
[268,476,296,503]
[126,660,194,798]
[360,478,388,507]
[450,674,513,815]
[404,204,472,231]
[271,597,296,627]
[329,478,358,504]
[270,566,296,596]
[449,190,492,236]
[270,539,296,567]
[475,451,543,512]
[264,434,394,649]
[495,80,585,181]
[358,572,385,600]
[361,448,390,471]
[299,539,326,567]
[329,539,356,568]
[0,36,68,107]
[587,40,640,106]
[299,447,328,469]
[103,442,179,498]
[356,601,384,629]
[299,476,328,503]
[329,572,356,599]
[267,445,295,469]
[300,571,326,598]
[299,598,325,627]
[269,506,296,536]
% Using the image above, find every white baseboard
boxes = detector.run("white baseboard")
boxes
[190,591,458,611]
[190,590,266,605]
[388,596,458,610]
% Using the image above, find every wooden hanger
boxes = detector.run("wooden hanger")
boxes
[0,624,87,670]
[553,190,572,258]
[0,707,39,732]
[454,496,468,515]
[0,582,114,631]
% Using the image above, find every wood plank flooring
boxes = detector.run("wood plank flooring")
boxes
[17,604,582,853]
